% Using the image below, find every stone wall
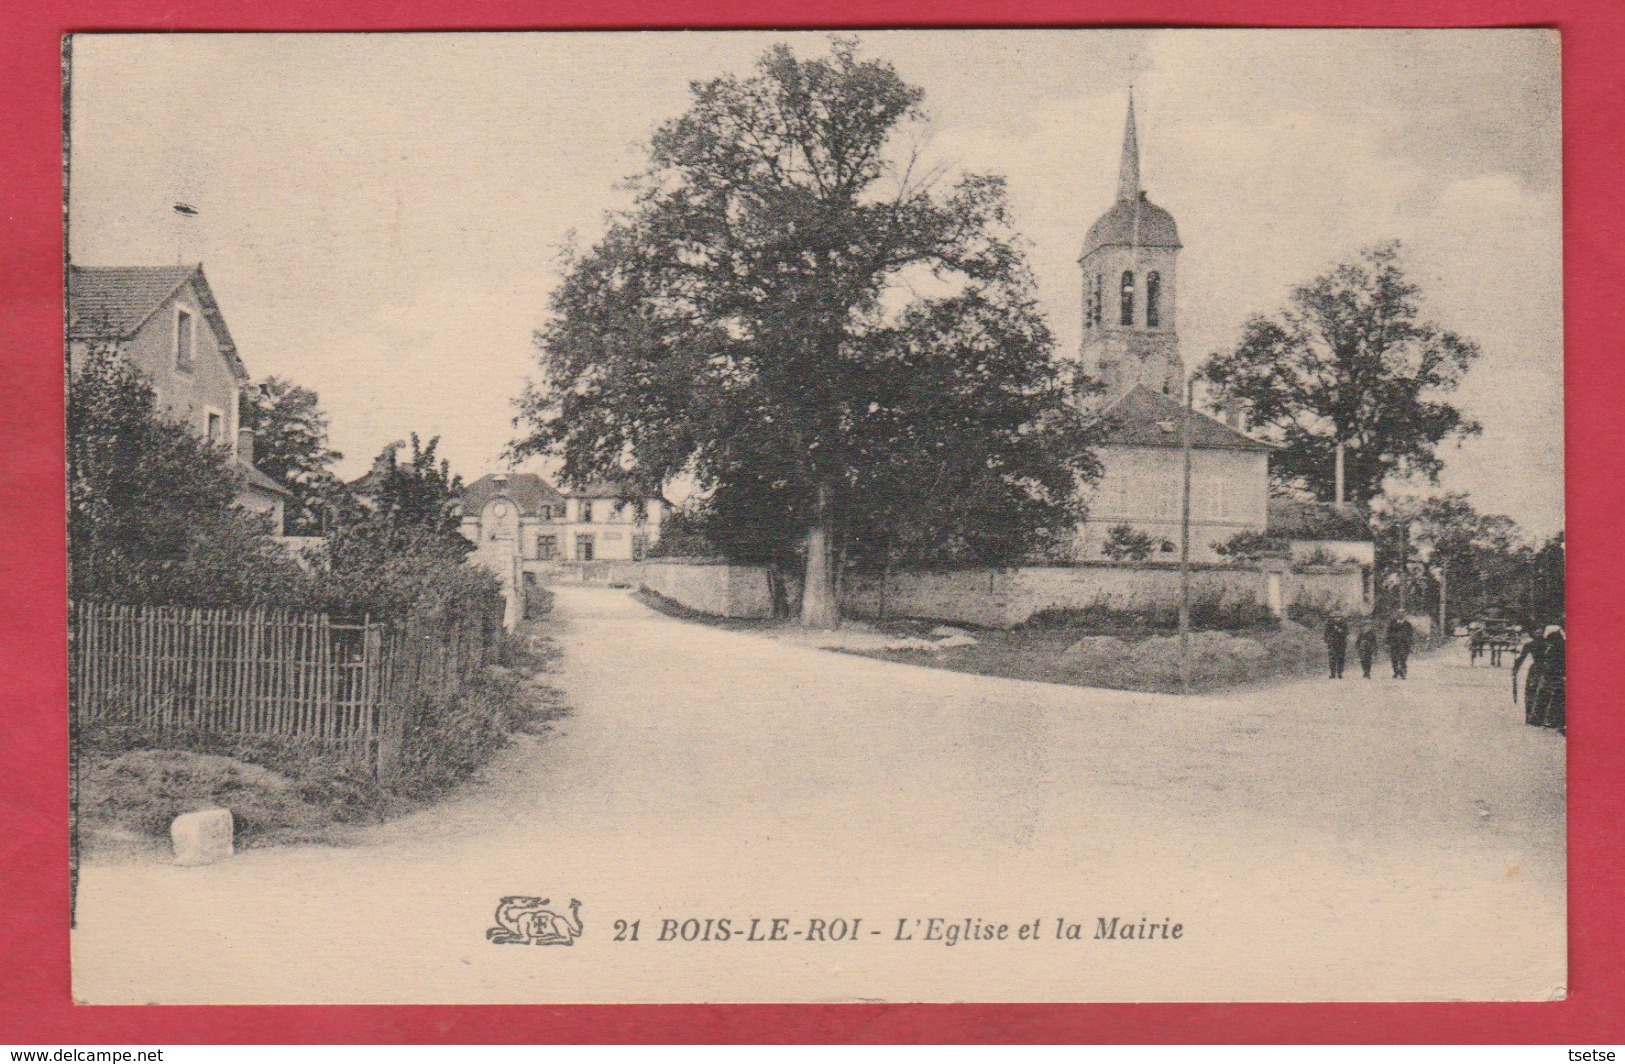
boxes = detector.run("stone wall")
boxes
[537,559,644,587]
[844,562,1367,627]
[639,558,777,619]
[635,559,1367,628]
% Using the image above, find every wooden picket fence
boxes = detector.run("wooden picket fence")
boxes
[69,600,499,778]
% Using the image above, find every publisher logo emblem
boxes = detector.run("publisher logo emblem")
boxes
[486,896,584,946]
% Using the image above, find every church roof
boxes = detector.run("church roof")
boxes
[1095,385,1271,452]
[1084,192,1182,256]
[1082,92,1182,257]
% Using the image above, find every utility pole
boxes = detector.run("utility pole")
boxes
[1438,560,1448,640]
[1179,375,1193,697]
[173,202,199,265]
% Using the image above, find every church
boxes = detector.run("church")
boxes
[1071,96,1272,563]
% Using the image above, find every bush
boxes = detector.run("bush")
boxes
[1101,524,1156,562]
[1213,529,1289,560]
[1023,595,1277,634]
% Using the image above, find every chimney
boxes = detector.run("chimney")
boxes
[237,427,255,466]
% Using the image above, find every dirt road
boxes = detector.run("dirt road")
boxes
[72,586,1564,1003]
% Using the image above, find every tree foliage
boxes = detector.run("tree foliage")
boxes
[1372,492,1561,628]
[67,346,308,606]
[1199,242,1482,505]
[358,434,468,542]
[240,375,344,534]
[512,38,1098,624]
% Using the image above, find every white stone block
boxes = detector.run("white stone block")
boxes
[171,808,234,866]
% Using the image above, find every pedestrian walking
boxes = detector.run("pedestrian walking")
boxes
[1356,624,1378,679]
[1512,627,1547,727]
[1539,626,1566,734]
[1386,615,1414,679]
[1324,615,1349,679]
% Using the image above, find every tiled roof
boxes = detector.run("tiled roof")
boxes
[462,473,568,517]
[1083,192,1182,257]
[235,460,296,499]
[1095,385,1270,452]
[562,478,645,499]
[68,264,249,381]
[1267,498,1373,541]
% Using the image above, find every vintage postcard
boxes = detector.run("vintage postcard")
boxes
[63,28,1564,1004]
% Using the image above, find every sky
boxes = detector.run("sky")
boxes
[67,30,1564,537]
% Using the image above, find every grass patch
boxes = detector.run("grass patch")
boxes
[846,618,1327,694]
[78,616,571,855]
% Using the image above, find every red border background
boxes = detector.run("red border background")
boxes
[2,0,1620,1044]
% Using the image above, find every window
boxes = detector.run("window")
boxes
[1093,275,1104,325]
[1147,272,1161,328]
[580,501,594,523]
[634,499,648,522]
[1120,272,1135,326]
[632,533,649,561]
[537,535,558,560]
[575,534,594,561]
[175,309,195,373]
[541,505,553,521]
[206,410,223,444]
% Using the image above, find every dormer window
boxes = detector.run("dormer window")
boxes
[175,308,195,373]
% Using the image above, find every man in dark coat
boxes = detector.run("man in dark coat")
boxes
[1324,615,1349,679]
[1517,625,1565,732]
[1512,629,1546,726]
[1539,627,1566,734]
[1386,615,1415,679]
[1355,624,1379,679]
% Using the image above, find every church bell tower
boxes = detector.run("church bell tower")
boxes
[1079,93,1184,404]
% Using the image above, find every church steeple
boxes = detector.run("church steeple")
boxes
[1117,90,1141,203]
[1080,88,1183,403]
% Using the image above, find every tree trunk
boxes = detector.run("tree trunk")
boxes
[799,483,841,629]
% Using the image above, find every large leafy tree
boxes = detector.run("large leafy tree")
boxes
[240,375,344,534]
[512,38,1097,626]
[1199,242,1482,506]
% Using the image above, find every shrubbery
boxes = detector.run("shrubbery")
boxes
[1101,524,1157,562]
[1023,595,1277,634]
[68,347,311,607]
[1212,529,1290,560]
